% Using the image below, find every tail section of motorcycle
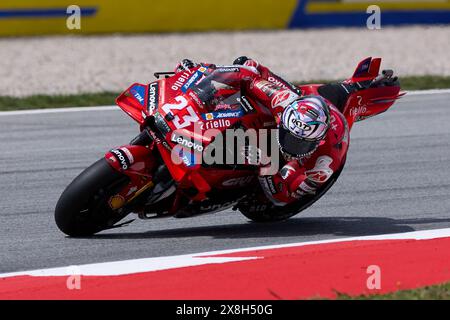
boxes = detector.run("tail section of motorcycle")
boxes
[343,57,405,128]
[302,57,404,129]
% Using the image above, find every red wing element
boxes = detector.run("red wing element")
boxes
[351,57,382,82]
[368,58,381,78]
[116,83,150,125]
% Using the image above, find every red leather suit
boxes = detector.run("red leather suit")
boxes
[178,60,349,206]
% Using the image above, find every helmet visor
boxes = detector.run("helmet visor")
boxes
[278,124,320,158]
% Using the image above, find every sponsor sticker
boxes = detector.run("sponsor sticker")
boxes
[239,96,256,113]
[171,71,192,91]
[201,109,243,120]
[350,105,367,117]
[171,132,204,153]
[148,83,159,114]
[181,67,208,93]
[120,147,134,164]
[108,195,126,210]
[259,176,277,195]
[178,148,198,167]
[354,58,372,77]
[200,119,231,130]
[255,80,278,97]
[216,67,240,73]
[130,84,146,107]
[110,148,134,170]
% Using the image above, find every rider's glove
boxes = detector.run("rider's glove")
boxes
[233,56,250,65]
[233,56,271,79]
[175,59,197,72]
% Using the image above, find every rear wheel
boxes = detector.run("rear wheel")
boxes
[55,159,130,237]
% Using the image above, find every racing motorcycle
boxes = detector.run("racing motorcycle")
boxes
[55,57,403,236]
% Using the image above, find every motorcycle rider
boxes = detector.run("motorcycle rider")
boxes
[173,58,369,212]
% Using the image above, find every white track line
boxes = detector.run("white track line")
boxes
[0,89,449,117]
[0,256,259,278]
[0,105,117,116]
[1,227,449,279]
[406,89,450,96]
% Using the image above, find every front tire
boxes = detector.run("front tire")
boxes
[55,159,130,237]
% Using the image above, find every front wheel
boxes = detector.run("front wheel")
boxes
[55,159,130,237]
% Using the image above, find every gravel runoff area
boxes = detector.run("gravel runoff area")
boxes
[0,25,449,97]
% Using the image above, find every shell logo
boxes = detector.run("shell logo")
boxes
[109,195,125,210]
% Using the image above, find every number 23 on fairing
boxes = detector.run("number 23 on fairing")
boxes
[161,96,200,129]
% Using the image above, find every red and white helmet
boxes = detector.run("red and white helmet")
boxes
[278,96,331,159]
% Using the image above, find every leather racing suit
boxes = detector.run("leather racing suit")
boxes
[175,58,350,207]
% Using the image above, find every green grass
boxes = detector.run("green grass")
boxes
[335,282,450,300]
[1,75,450,111]
[394,75,450,91]
[0,91,120,111]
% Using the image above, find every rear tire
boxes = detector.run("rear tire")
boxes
[55,159,130,237]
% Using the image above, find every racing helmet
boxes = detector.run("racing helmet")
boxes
[277,96,331,159]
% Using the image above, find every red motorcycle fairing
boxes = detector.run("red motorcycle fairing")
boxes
[105,145,155,173]
[300,57,404,130]
[116,83,154,125]
[109,65,276,205]
[104,145,158,208]
[343,57,405,128]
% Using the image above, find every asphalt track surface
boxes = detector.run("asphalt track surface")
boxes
[1,92,450,273]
